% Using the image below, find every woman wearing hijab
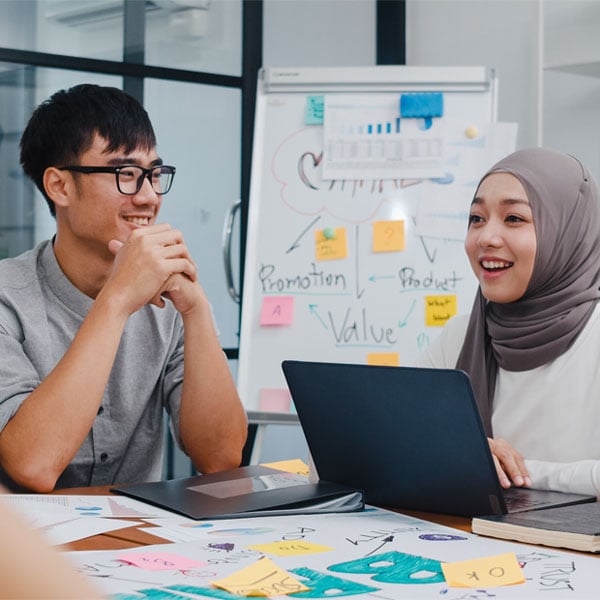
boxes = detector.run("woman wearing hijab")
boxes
[419,147,600,497]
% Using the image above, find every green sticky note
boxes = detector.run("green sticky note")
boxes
[305,95,324,125]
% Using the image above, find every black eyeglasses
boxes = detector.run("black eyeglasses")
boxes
[59,164,176,195]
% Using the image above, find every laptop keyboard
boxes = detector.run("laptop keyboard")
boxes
[503,488,551,512]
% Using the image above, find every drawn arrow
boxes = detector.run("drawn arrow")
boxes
[409,214,437,263]
[309,304,328,330]
[286,216,322,253]
[368,274,395,283]
[398,300,416,328]
[355,225,365,299]
[419,235,437,263]
[365,535,395,556]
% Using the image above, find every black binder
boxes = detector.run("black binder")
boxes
[112,465,364,520]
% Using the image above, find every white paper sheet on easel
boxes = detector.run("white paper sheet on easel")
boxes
[415,121,518,240]
[322,94,446,181]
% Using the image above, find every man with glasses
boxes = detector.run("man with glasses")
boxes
[0,83,247,492]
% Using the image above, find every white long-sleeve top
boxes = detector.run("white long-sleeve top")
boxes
[418,304,600,497]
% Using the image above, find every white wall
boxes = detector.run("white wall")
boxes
[263,0,376,67]
[406,0,539,150]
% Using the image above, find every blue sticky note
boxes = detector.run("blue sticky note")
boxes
[400,92,444,119]
[305,95,324,125]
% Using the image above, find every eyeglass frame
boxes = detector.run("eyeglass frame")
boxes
[58,164,177,196]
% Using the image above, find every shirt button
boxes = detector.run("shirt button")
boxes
[100,452,109,463]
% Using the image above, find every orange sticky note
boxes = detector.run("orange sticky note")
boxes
[425,294,457,327]
[117,552,206,571]
[315,227,347,261]
[441,552,525,588]
[373,220,405,252]
[260,296,294,326]
[212,556,310,596]
[367,352,400,366]
[259,388,291,412]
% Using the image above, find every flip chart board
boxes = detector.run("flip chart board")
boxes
[238,66,517,411]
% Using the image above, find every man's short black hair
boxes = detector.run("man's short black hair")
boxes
[20,83,157,217]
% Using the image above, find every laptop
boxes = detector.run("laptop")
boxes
[281,360,596,517]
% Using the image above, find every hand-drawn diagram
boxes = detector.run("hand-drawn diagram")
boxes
[238,81,517,411]
[70,508,597,599]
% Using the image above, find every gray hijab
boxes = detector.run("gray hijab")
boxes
[456,147,600,436]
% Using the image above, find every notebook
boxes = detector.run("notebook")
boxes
[281,360,596,517]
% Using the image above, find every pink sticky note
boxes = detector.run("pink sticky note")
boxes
[259,388,291,412]
[259,296,294,326]
[117,552,206,571]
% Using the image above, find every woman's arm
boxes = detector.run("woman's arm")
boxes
[489,438,600,497]
[525,458,600,497]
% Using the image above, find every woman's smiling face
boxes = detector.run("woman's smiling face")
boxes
[465,172,537,304]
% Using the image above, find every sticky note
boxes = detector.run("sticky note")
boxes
[117,552,206,571]
[441,552,525,588]
[367,352,400,367]
[400,92,444,118]
[315,227,347,261]
[212,556,310,596]
[260,296,294,326]
[259,388,291,412]
[305,95,324,125]
[400,92,444,130]
[425,294,457,327]
[372,220,405,252]
[248,540,333,557]
[261,458,310,477]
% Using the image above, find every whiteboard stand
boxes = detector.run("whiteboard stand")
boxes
[243,411,300,465]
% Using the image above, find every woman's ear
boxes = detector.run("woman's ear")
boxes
[43,167,71,208]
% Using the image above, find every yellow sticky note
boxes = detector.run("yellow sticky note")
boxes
[248,540,333,557]
[425,294,457,327]
[372,220,405,252]
[367,352,400,367]
[260,459,310,477]
[441,552,525,588]
[315,227,347,261]
[212,556,309,597]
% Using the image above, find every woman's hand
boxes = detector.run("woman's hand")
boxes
[488,437,532,489]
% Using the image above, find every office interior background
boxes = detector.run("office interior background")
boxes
[0,0,598,474]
